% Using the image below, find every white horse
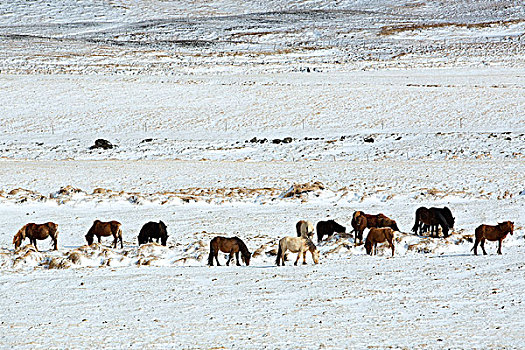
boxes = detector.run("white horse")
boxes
[296,220,314,239]
[276,236,319,266]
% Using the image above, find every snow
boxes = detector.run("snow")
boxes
[1,0,524,348]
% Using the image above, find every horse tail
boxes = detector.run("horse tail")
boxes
[208,238,216,266]
[411,210,420,233]
[275,242,283,266]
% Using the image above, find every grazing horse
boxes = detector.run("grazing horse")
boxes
[316,220,346,242]
[208,236,251,266]
[85,220,123,248]
[138,221,168,246]
[472,221,514,255]
[351,211,399,244]
[276,236,319,266]
[296,220,314,239]
[412,207,455,237]
[364,227,395,257]
[13,222,58,251]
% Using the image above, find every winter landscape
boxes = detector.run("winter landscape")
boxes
[1,0,524,348]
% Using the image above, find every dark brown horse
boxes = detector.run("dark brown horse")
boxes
[13,222,58,251]
[351,211,399,244]
[364,227,395,257]
[138,221,168,246]
[208,236,251,266]
[316,220,346,242]
[412,207,455,237]
[472,221,514,255]
[85,220,123,248]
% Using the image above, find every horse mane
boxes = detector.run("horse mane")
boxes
[234,237,251,257]
[85,224,95,238]
[305,238,317,251]
[14,224,29,241]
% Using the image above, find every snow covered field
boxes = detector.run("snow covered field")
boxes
[1,0,524,348]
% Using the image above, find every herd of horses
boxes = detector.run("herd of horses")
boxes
[10,206,515,267]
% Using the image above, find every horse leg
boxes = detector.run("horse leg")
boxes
[120,231,123,249]
[53,236,58,250]
[32,239,38,251]
[235,251,241,266]
[294,252,301,266]
[215,251,221,266]
[113,234,117,248]
[497,239,502,255]
[302,250,307,265]
[226,250,233,266]
[473,238,479,255]
[480,239,487,255]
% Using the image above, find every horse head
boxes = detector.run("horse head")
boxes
[13,225,27,249]
[390,220,400,232]
[159,221,168,245]
[85,232,94,245]
[241,251,252,266]
[332,220,346,233]
[364,240,372,255]
[443,207,455,228]
[500,221,514,235]
[311,249,320,264]
[137,232,148,245]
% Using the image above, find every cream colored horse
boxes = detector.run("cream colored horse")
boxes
[276,236,319,266]
[296,220,314,239]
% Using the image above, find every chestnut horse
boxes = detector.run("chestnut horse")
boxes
[351,211,399,244]
[412,206,455,238]
[276,236,319,266]
[13,222,58,251]
[208,236,251,266]
[296,220,314,239]
[85,220,123,248]
[472,221,514,255]
[364,227,395,257]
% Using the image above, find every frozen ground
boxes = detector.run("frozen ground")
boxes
[1,0,524,348]
[1,252,524,349]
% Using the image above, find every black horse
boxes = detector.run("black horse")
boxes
[316,220,346,242]
[138,221,168,246]
[412,207,455,238]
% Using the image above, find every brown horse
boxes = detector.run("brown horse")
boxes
[208,236,251,266]
[412,206,455,238]
[13,222,59,251]
[364,227,395,257]
[351,211,399,244]
[472,221,514,255]
[85,220,123,248]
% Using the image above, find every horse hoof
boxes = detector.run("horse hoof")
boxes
[302,262,307,265]
[294,262,298,266]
